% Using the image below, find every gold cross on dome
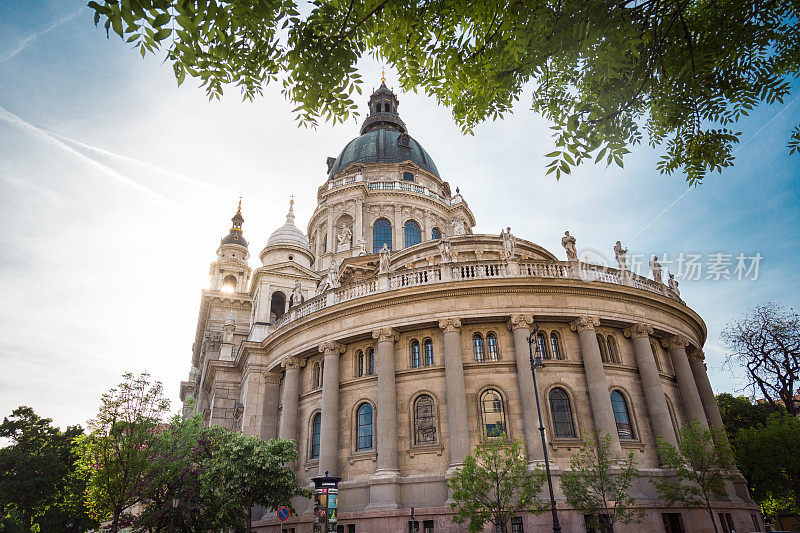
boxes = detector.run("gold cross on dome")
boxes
[381,67,386,84]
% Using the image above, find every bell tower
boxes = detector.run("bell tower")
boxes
[209,200,252,293]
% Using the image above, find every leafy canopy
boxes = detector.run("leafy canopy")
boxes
[88,0,799,183]
[560,431,644,531]
[448,436,547,533]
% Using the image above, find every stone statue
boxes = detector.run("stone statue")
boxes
[451,218,466,236]
[318,259,340,293]
[500,226,516,259]
[356,238,367,255]
[668,272,680,296]
[438,234,452,262]
[378,243,390,273]
[613,240,628,270]
[337,225,352,246]
[291,279,304,307]
[649,255,663,283]
[561,230,578,262]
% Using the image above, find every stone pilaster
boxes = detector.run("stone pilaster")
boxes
[438,318,470,468]
[326,205,335,255]
[393,205,402,250]
[368,327,400,510]
[261,373,282,440]
[570,316,623,456]
[278,356,305,441]
[507,314,544,461]
[319,341,345,476]
[663,335,708,427]
[354,197,364,245]
[624,323,678,449]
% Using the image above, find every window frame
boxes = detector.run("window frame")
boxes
[473,333,485,362]
[479,388,508,438]
[550,332,563,360]
[548,387,577,439]
[423,338,434,366]
[309,412,321,459]
[431,227,442,240]
[536,331,549,360]
[597,334,609,363]
[486,332,500,361]
[404,219,422,248]
[610,389,635,439]
[356,349,364,377]
[355,402,374,451]
[412,393,438,446]
[373,218,392,252]
[411,340,422,368]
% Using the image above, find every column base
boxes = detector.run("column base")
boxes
[366,471,400,510]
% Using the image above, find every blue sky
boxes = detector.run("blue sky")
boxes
[1,0,798,429]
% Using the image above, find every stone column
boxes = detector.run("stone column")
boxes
[260,373,282,440]
[278,356,305,441]
[393,205,403,250]
[508,314,544,462]
[624,323,678,449]
[326,205,335,255]
[439,318,470,467]
[688,349,724,432]
[663,335,708,427]
[319,341,345,476]
[354,197,364,244]
[368,327,400,510]
[570,316,623,456]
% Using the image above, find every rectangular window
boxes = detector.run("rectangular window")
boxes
[337,526,344,533]
[719,512,730,533]
[584,515,612,533]
[511,516,524,533]
[423,520,434,533]
[725,513,735,533]
[661,513,685,533]
[403,172,415,181]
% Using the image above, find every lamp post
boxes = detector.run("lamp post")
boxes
[527,323,562,533]
[169,495,179,533]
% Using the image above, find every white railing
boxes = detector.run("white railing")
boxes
[366,180,451,205]
[328,174,363,190]
[268,259,678,334]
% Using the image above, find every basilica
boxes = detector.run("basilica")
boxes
[180,80,761,533]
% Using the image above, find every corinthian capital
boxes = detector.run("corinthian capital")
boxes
[623,323,654,339]
[438,318,462,334]
[688,348,705,362]
[507,314,534,331]
[661,334,689,351]
[319,340,346,355]
[281,356,306,369]
[371,327,399,343]
[569,316,600,332]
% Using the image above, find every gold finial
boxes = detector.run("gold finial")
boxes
[381,67,386,84]
[237,196,242,213]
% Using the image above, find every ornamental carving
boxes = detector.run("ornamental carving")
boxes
[569,316,600,332]
[319,340,346,355]
[372,327,399,343]
[507,314,534,331]
[281,356,307,369]
[661,334,689,350]
[623,323,654,339]
[438,318,462,333]
[264,372,283,384]
[688,349,706,362]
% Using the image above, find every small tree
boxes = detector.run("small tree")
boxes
[449,436,547,533]
[653,421,737,533]
[560,431,644,532]
[78,372,170,532]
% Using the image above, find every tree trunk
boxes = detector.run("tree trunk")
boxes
[246,502,252,533]
[707,507,719,533]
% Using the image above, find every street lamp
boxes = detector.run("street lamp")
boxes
[527,323,562,533]
[169,495,179,533]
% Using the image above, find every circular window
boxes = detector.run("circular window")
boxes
[288,255,294,260]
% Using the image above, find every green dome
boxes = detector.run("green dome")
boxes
[328,129,440,178]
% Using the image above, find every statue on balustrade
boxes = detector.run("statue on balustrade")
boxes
[614,240,628,271]
[500,227,516,259]
[649,255,663,283]
[561,230,578,262]
[290,279,304,308]
[668,272,680,296]
[379,243,391,273]
[438,234,452,263]
[451,217,466,236]
[318,259,340,293]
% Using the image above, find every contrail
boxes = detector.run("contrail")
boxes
[0,8,83,63]
[629,94,800,242]
[0,105,175,206]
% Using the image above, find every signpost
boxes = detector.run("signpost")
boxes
[311,471,341,533]
[277,506,290,533]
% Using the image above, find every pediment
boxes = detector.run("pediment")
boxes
[256,262,320,280]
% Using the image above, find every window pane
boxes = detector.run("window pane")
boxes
[311,414,321,458]
[414,395,437,445]
[487,333,499,361]
[550,334,561,360]
[357,403,373,450]
[368,348,375,375]
[597,334,608,362]
[403,172,414,181]
[357,350,364,377]
[373,219,392,252]
[549,388,576,438]
[412,341,421,368]
[432,227,441,240]
[473,335,485,362]
[537,332,549,359]
[481,390,506,437]
[424,339,434,366]
[610,391,634,439]
[404,220,421,248]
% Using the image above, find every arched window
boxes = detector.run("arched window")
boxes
[549,388,576,438]
[404,220,421,248]
[402,171,414,182]
[473,334,485,362]
[310,413,321,459]
[221,274,237,292]
[651,342,663,371]
[411,340,421,368]
[356,403,373,450]
[424,339,434,366]
[610,390,634,439]
[413,395,437,445]
[537,331,549,360]
[487,332,499,361]
[550,333,562,360]
[373,218,392,252]
[270,291,286,322]
[606,336,619,363]
[374,103,381,114]
[432,227,442,240]
[367,348,375,375]
[312,362,322,389]
[480,389,507,438]
[384,103,391,112]
[356,350,364,377]
[597,334,609,363]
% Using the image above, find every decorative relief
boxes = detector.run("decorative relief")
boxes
[264,372,283,384]
[569,316,600,332]
[281,356,307,369]
[688,348,705,362]
[623,323,654,339]
[507,314,534,330]
[319,340,347,355]
[662,334,689,350]
[371,327,399,343]
[438,318,462,333]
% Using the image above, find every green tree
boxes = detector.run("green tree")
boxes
[78,372,170,532]
[715,392,783,443]
[87,0,799,184]
[560,431,644,532]
[0,406,86,532]
[653,421,737,533]
[734,413,800,521]
[448,436,547,533]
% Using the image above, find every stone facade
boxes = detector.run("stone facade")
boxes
[181,83,761,533]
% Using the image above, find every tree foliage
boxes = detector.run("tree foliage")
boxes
[715,392,783,443]
[87,0,799,183]
[653,421,737,533]
[448,436,547,533]
[722,302,800,417]
[560,431,644,532]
